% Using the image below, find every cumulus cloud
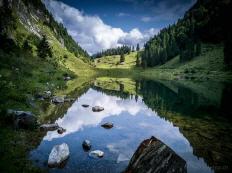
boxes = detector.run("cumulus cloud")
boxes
[43,89,155,141]
[44,0,158,54]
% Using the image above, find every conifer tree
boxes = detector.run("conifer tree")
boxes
[37,35,52,58]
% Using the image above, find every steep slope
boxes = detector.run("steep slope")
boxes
[0,0,95,111]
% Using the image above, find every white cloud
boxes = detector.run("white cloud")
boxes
[44,0,159,54]
[117,12,130,17]
[43,89,155,141]
[141,16,152,22]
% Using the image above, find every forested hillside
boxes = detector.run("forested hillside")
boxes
[141,0,232,68]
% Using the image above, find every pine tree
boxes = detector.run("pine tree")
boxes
[136,43,140,51]
[195,42,201,56]
[37,35,52,58]
[23,40,32,52]
[136,53,140,67]
[120,53,125,63]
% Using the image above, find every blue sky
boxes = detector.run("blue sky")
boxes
[44,0,196,54]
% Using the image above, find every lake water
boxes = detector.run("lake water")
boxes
[30,79,232,173]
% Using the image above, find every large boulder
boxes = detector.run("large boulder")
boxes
[6,109,37,129]
[89,150,104,158]
[40,123,59,131]
[125,136,187,173]
[92,106,104,112]
[48,143,70,168]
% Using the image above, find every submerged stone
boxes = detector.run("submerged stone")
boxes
[82,104,89,108]
[89,150,104,158]
[48,143,70,168]
[101,122,113,129]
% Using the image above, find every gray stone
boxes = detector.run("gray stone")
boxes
[52,96,64,104]
[82,140,91,151]
[89,150,104,158]
[57,127,66,134]
[64,76,71,81]
[6,109,37,129]
[82,104,89,108]
[101,122,113,129]
[48,143,70,168]
[92,106,104,112]
[43,91,52,99]
[40,123,59,131]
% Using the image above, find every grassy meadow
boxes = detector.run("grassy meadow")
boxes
[95,44,232,82]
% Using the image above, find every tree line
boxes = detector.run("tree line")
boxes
[141,0,232,69]
[93,44,140,59]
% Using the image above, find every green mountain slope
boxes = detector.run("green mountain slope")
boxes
[95,44,232,81]
[0,0,95,111]
[141,0,232,68]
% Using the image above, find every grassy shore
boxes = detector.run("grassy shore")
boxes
[95,44,232,82]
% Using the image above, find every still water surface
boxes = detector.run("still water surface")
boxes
[30,79,232,173]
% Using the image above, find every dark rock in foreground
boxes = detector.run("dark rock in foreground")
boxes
[82,140,91,151]
[101,122,113,129]
[6,109,37,129]
[92,106,104,112]
[125,136,187,173]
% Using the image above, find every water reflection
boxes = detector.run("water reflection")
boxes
[30,78,232,173]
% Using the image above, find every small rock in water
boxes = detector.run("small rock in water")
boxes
[82,140,91,151]
[52,96,64,104]
[92,106,104,112]
[48,143,70,168]
[89,150,104,158]
[82,104,89,108]
[101,122,113,129]
[57,127,66,134]
[40,123,59,131]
